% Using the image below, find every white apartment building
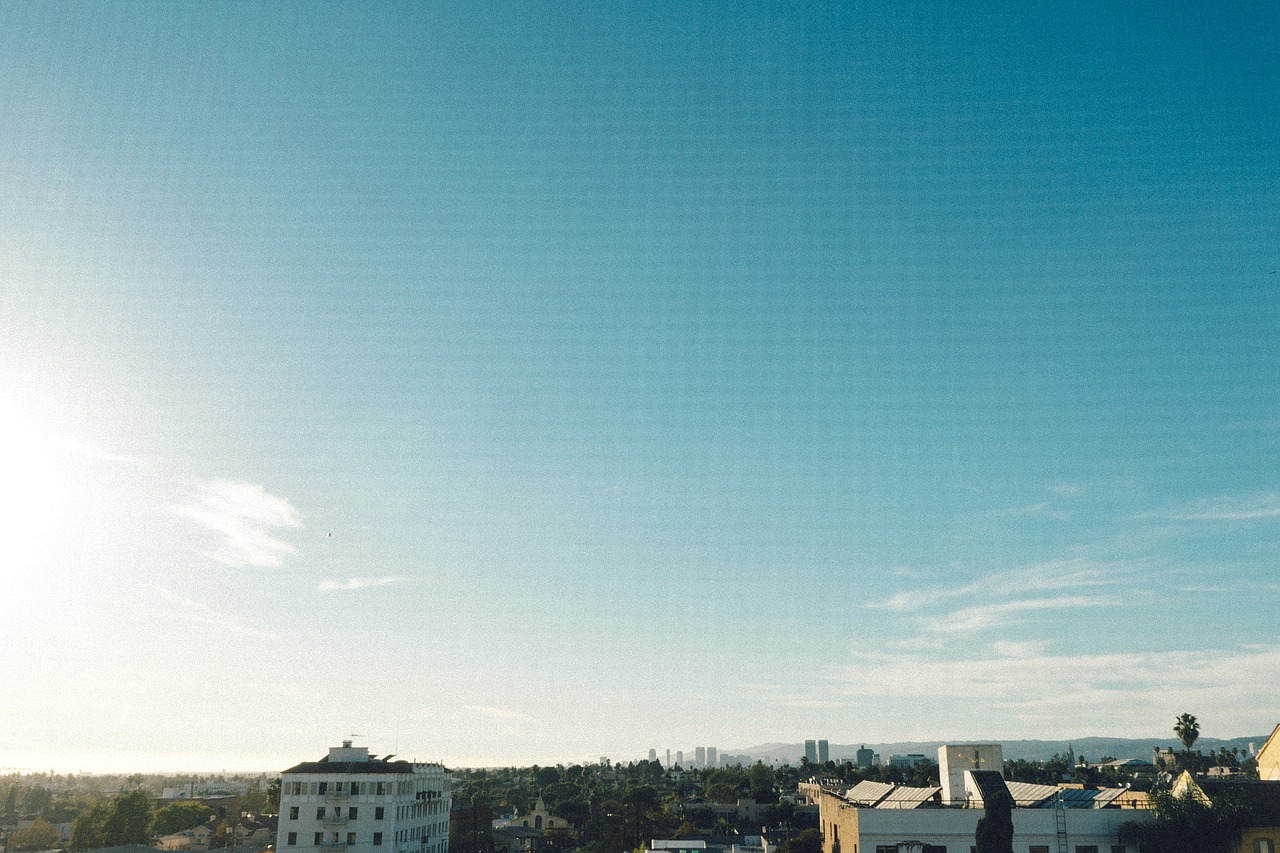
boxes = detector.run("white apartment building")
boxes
[277,742,451,853]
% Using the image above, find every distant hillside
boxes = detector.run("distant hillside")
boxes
[735,736,1267,765]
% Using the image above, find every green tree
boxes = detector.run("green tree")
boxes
[267,778,281,812]
[154,801,217,836]
[1175,714,1201,753]
[10,817,62,851]
[766,800,797,841]
[103,789,152,846]
[747,764,775,804]
[535,766,562,789]
[974,788,1014,853]
[24,787,53,817]
[69,801,111,851]
[243,785,269,818]
[1119,788,1251,853]
[69,790,153,851]
[211,818,234,849]
[779,828,823,853]
[705,783,740,804]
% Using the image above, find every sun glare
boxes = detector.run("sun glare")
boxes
[0,407,54,563]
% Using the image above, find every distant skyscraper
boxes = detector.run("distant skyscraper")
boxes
[818,740,829,764]
[649,748,657,761]
[804,740,817,764]
[695,746,706,768]
[856,745,874,769]
[676,751,684,766]
[707,747,717,768]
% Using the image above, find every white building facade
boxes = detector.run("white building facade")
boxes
[937,744,1004,806]
[277,742,451,853]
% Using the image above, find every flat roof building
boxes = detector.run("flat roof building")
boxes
[278,741,451,853]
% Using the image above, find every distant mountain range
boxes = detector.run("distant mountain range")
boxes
[733,736,1269,764]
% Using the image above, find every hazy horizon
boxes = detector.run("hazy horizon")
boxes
[3,730,1273,777]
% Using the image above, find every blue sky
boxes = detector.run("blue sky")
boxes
[1,1,1277,771]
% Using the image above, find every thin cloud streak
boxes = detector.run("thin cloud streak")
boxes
[870,558,1130,614]
[1167,493,1280,522]
[926,594,1124,635]
[60,439,146,467]
[464,705,542,726]
[173,480,301,567]
[819,643,1280,733]
[318,576,403,592]
[147,585,278,638]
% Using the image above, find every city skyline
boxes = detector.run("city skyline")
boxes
[2,1,1278,773]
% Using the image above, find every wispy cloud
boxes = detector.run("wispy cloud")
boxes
[173,480,301,567]
[1166,493,1280,522]
[318,576,403,592]
[60,439,146,467]
[989,501,1052,517]
[146,585,277,638]
[464,705,542,726]
[818,643,1280,734]
[926,594,1123,635]
[869,558,1130,614]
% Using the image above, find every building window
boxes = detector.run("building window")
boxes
[376,783,387,795]
[317,808,326,820]
[291,783,302,796]
[1256,842,1276,853]
[374,833,383,846]
[314,833,323,845]
[319,782,328,795]
[1030,848,1050,853]
[375,807,384,820]
[347,833,356,845]
[1112,847,1126,853]
[349,807,358,820]
[290,807,299,820]
[1075,847,1099,853]
[287,834,297,846]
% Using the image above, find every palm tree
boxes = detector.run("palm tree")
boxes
[1175,713,1201,752]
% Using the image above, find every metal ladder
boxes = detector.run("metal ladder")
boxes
[1055,792,1068,853]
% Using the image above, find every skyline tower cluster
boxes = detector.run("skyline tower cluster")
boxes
[804,739,830,764]
[648,745,720,769]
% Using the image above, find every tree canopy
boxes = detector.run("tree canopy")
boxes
[154,800,217,836]
[9,817,62,852]
[1119,788,1252,853]
[1174,713,1201,752]
[974,788,1014,853]
[69,790,152,851]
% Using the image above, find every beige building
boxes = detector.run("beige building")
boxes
[513,798,569,832]
[1258,724,1280,782]
[1169,770,1280,853]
